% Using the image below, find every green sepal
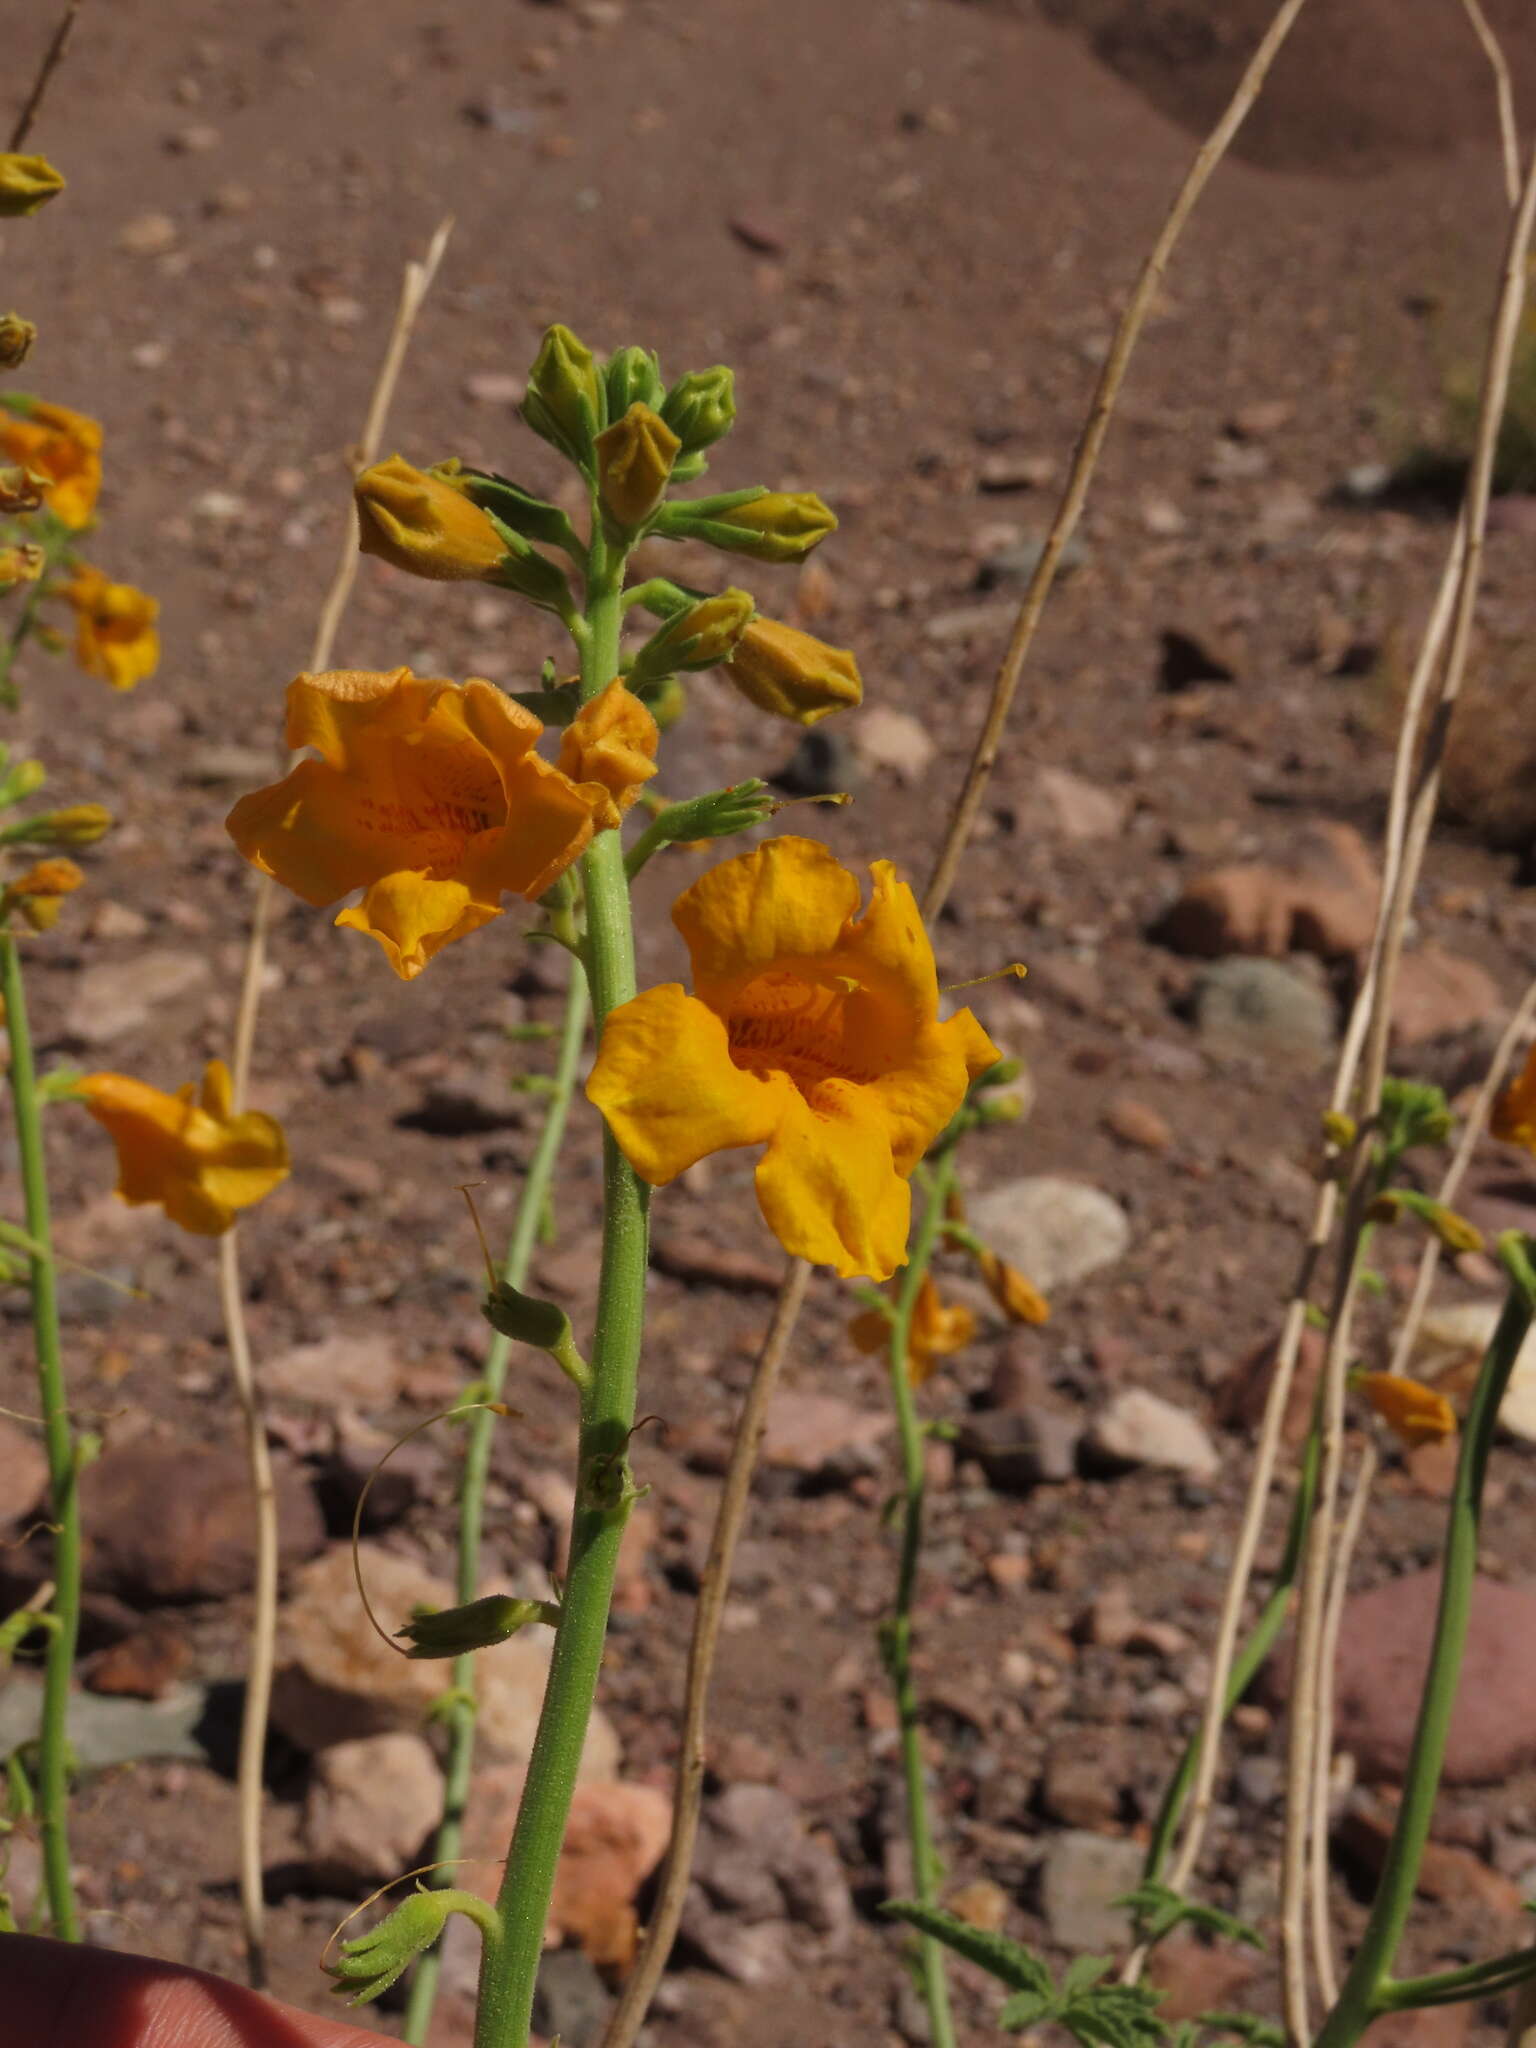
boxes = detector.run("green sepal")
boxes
[660,364,736,455]
[396,1593,560,1659]
[327,1887,500,2006]
[443,465,581,555]
[521,323,605,470]
[483,516,578,619]
[482,1279,570,1352]
[0,758,45,811]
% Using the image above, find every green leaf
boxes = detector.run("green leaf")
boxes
[1197,2012,1285,2048]
[881,1899,1051,1994]
[1116,1881,1265,1953]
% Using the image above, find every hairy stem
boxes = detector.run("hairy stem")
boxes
[0,933,78,1939]
[474,558,649,2048]
[404,956,590,2045]
[882,1150,959,2048]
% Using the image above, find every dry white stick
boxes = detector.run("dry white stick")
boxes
[1281,143,1536,2041]
[218,216,453,1990]
[921,0,1314,923]
[1459,0,1521,207]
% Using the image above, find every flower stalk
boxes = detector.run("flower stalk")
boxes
[403,953,590,2045]
[473,538,650,2048]
[879,1142,962,2048]
[1312,1233,1536,2048]
[0,930,79,1940]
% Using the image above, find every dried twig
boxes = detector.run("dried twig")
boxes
[1281,142,1536,2040]
[218,216,452,1990]
[1459,0,1521,207]
[921,0,1313,923]
[7,0,81,153]
[598,1257,812,2048]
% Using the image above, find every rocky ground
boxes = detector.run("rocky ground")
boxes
[4,1,1536,2044]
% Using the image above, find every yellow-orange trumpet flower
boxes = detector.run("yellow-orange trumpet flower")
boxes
[226,668,601,980]
[0,397,101,529]
[63,566,160,690]
[587,836,1000,1280]
[77,1060,289,1236]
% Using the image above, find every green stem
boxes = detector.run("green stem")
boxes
[1143,1428,1321,1884]
[474,557,650,2048]
[0,932,79,1939]
[882,1146,959,2048]
[403,954,590,2046]
[1313,1237,1536,2048]
[1380,1950,1536,2012]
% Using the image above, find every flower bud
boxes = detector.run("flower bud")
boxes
[0,465,44,514]
[661,365,736,454]
[0,154,65,218]
[978,1248,1050,1326]
[521,322,604,467]
[355,454,509,581]
[595,402,681,529]
[722,616,861,726]
[557,679,659,830]
[4,856,84,931]
[482,1277,572,1353]
[656,487,836,563]
[0,758,46,808]
[629,587,755,688]
[396,1592,559,1659]
[5,803,113,848]
[605,344,665,417]
[0,315,36,371]
[0,543,44,585]
[327,1887,498,2006]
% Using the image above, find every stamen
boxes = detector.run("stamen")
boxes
[941,962,1027,996]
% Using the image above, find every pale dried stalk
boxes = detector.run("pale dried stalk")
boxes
[218,216,452,1990]
[1308,1437,1379,2006]
[1281,145,1536,2041]
[1385,972,1536,1383]
[1459,0,1521,207]
[921,0,1313,924]
[598,1258,811,2048]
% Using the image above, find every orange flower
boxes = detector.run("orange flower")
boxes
[556,680,659,829]
[226,668,600,980]
[850,1272,976,1385]
[62,565,160,690]
[77,1060,289,1236]
[0,397,101,529]
[1359,1372,1457,1449]
[588,837,1000,1280]
[978,1249,1050,1326]
[2,856,83,930]
[354,455,510,581]
[1492,1042,1536,1152]
[722,617,862,726]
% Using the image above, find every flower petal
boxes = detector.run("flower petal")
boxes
[336,873,501,981]
[843,860,939,1021]
[226,758,388,907]
[673,836,862,1008]
[587,984,785,1184]
[754,1084,910,1280]
[556,679,659,830]
[864,1009,1000,1177]
[464,749,598,902]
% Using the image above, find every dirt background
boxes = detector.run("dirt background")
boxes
[4,0,1536,2043]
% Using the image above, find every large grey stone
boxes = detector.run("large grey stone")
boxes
[1086,1389,1221,1481]
[965,1177,1130,1292]
[1195,955,1336,1062]
[1040,1830,1146,1950]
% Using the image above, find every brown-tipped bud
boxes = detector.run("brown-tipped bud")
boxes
[594,402,680,528]
[0,543,44,585]
[0,154,65,219]
[978,1249,1050,1326]
[0,465,44,515]
[722,616,862,726]
[657,487,837,563]
[355,454,510,582]
[0,315,36,371]
[629,587,755,687]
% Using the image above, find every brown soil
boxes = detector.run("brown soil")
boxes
[4,2,1536,2044]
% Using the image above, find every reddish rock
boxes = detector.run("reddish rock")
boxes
[1147,1935,1261,2021]
[1102,1095,1173,1151]
[1390,945,1503,1047]
[1215,1326,1323,1445]
[83,1620,190,1700]
[548,1781,673,1968]
[80,1440,325,1603]
[1158,820,1379,962]
[1363,2008,1471,2048]
[0,1417,50,1529]
[1331,1571,1536,1784]
[1034,766,1128,843]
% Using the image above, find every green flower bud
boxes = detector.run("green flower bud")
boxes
[327,1887,498,2006]
[395,1593,559,1659]
[654,487,836,563]
[661,365,736,454]
[605,345,666,417]
[0,802,112,848]
[438,461,579,553]
[482,1278,572,1353]
[658,780,776,845]
[521,322,605,467]
[594,402,681,529]
[0,758,46,810]
[629,587,755,688]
